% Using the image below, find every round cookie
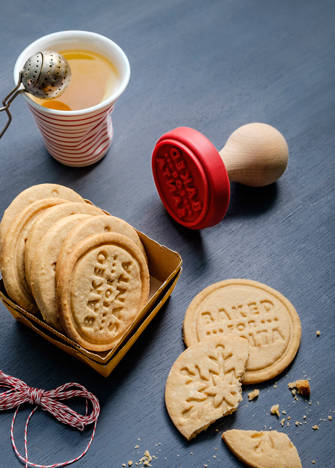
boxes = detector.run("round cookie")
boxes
[30,214,92,332]
[57,233,150,351]
[0,198,70,313]
[0,184,84,256]
[183,279,301,384]
[25,202,105,288]
[55,215,146,281]
[165,336,249,441]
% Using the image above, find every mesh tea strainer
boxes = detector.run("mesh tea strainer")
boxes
[0,50,71,138]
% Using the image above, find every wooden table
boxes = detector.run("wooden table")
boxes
[0,1,334,467]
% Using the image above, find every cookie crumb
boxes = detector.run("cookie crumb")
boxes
[312,461,315,464]
[296,380,311,397]
[271,404,280,417]
[248,389,259,401]
[328,416,332,421]
[128,462,133,467]
[316,330,320,336]
[281,418,285,426]
[288,380,310,397]
[312,425,319,430]
[282,410,287,415]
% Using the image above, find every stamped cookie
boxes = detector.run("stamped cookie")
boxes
[57,232,150,351]
[0,198,70,313]
[25,202,105,288]
[165,336,249,440]
[55,215,146,281]
[183,279,301,384]
[30,214,92,331]
[222,430,302,468]
[0,184,84,257]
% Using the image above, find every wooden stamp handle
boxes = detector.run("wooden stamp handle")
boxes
[219,123,289,187]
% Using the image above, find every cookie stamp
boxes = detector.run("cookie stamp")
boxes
[57,233,150,351]
[165,336,249,440]
[183,279,301,384]
[152,124,288,229]
[222,430,302,468]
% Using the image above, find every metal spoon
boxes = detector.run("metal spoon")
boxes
[0,50,71,138]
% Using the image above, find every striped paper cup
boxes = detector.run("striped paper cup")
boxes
[14,31,130,167]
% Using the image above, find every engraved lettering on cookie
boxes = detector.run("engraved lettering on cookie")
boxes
[83,250,133,335]
[115,286,127,303]
[108,318,121,333]
[87,299,100,311]
[84,316,95,327]
[97,251,107,263]
[272,328,285,343]
[90,279,103,295]
[197,298,286,349]
[180,344,239,420]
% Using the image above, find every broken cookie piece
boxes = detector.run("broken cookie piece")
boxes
[248,389,260,401]
[288,380,310,398]
[295,380,310,397]
[222,429,302,468]
[270,404,280,417]
[165,336,249,440]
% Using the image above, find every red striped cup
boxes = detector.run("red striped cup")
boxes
[14,31,130,167]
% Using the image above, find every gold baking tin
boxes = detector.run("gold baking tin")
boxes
[0,231,182,377]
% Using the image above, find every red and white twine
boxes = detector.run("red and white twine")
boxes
[0,370,100,468]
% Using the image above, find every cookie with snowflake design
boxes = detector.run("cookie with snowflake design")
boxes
[222,430,302,468]
[165,336,249,440]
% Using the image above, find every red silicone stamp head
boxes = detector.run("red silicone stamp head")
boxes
[152,127,230,229]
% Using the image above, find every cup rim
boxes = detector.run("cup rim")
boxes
[14,30,131,116]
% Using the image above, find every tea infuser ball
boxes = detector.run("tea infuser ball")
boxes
[0,50,71,138]
[152,123,289,229]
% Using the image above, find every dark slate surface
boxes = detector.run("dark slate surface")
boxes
[0,1,334,467]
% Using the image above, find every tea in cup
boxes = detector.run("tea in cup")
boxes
[14,31,130,167]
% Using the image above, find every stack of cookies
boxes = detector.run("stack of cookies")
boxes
[0,184,149,352]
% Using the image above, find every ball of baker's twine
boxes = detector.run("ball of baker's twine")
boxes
[0,370,100,467]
